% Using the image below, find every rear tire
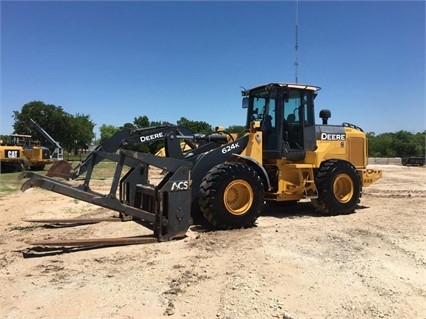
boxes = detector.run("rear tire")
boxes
[199,162,264,229]
[312,160,361,215]
[30,165,45,171]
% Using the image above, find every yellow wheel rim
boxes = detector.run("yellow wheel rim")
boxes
[223,179,254,216]
[333,173,354,203]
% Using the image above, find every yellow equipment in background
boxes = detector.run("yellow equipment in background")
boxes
[0,139,25,172]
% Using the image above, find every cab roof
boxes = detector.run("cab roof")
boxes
[243,83,321,95]
[11,134,32,138]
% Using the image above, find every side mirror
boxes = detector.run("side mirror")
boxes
[242,97,249,109]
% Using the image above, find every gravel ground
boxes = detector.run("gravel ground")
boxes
[0,164,425,319]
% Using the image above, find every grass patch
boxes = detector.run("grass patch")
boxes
[74,160,120,181]
[0,171,26,197]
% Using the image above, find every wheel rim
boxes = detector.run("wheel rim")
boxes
[223,179,254,216]
[333,173,354,203]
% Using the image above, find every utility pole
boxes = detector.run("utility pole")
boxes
[294,0,299,84]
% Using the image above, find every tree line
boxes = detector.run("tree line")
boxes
[8,101,95,154]
[3,101,425,158]
[367,131,425,158]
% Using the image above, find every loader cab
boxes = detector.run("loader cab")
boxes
[10,134,33,148]
[243,83,319,160]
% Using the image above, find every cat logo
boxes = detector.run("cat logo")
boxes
[171,181,189,191]
[7,150,19,158]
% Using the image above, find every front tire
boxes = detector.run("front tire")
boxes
[199,162,264,229]
[312,160,361,215]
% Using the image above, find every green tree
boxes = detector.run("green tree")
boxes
[13,101,71,137]
[0,135,9,144]
[12,101,94,153]
[120,123,136,131]
[413,131,426,156]
[367,132,381,157]
[150,120,173,127]
[378,133,396,157]
[177,117,212,133]
[392,131,415,157]
[133,116,150,129]
[225,125,246,136]
[368,130,425,157]
[70,114,96,153]
[99,124,120,143]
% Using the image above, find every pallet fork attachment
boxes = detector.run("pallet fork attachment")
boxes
[19,147,194,245]
[18,125,232,248]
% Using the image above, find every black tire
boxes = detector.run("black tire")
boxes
[30,165,45,171]
[198,162,264,229]
[0,162,23,173]
[312,160,361,216]
[190,195,210,227]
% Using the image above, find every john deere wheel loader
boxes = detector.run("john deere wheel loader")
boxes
[19,83,382,245]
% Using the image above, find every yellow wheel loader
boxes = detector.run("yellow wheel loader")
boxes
[19,83,382,246]
[10,134,52,171]
[1,134,51,172]
[0,141,25,173]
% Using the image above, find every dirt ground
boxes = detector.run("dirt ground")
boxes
[0,164,425,319]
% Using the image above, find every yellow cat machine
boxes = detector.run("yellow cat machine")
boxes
[0,139,25,172]
[19,83,382,247]
[10,134,52,171]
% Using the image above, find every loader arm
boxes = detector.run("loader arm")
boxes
[48,125,198,180]
[20,131,230,242]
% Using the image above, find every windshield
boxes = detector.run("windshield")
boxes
[246,89,277,127]
[283,89,315,128]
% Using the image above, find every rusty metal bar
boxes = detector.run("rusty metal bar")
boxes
[23,217,122,224]
[29,236,158,247]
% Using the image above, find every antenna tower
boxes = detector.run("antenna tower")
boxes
[294,0,299,84]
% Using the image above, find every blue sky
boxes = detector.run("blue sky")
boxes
[1,1,425,138]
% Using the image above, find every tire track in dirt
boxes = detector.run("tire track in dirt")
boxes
[364,189,426,198]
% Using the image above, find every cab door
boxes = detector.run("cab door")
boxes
[282,89,316,159]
